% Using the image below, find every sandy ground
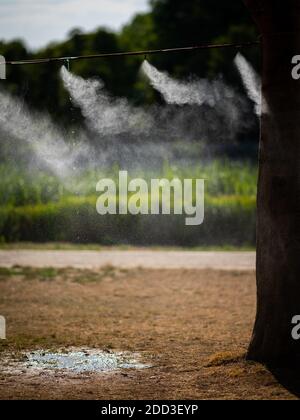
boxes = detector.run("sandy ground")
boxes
[0,250,256,271]
[0,265,296,400]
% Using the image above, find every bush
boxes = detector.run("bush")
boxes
[0,195,256,246]
[0,161,257,246]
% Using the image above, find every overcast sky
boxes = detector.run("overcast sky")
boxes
[0,0,149,50]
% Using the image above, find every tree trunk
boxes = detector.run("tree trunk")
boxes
[244,0,300,367]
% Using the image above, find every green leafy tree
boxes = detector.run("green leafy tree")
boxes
[150,0,258,79]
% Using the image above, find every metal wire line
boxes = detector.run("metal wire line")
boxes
[4,41,259,66]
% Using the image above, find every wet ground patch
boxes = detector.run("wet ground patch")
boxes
[0,348,151,376]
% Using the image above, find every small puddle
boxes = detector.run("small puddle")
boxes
[24,349,151,374]
[1,348,151,376]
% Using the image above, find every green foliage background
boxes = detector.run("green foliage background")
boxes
[0,0,259,246]
[0,161,257,246]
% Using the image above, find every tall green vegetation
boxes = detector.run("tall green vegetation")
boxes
[0,161,257,246]
[0,161,257,207]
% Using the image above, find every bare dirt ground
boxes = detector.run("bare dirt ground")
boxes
[0,265,296,400]
[0,250,255,271]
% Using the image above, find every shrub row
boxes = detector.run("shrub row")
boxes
[0,195,256,247]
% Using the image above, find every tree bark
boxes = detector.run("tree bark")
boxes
[244,0,300,366]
